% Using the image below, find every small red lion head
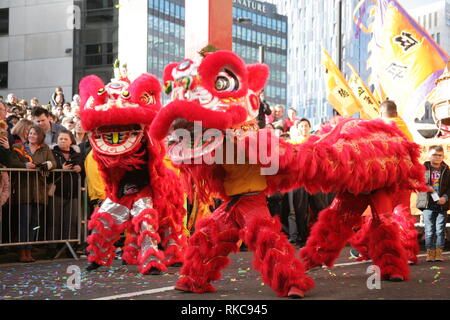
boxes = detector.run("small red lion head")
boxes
[150,50,269,161]
[79,73,162,156]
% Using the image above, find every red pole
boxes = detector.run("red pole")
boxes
[185,0,233,59]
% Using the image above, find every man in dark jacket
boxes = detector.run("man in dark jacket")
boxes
[416,145,450,262]
[31,107,65,147]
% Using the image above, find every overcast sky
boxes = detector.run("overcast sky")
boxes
[396,0,442,10]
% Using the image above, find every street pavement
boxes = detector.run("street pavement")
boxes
[0,245,449,301]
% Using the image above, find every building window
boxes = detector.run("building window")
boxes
[435,12,438,26]
[87,0,116,10]
[436,32,440,44]
[0,8,8,36]
[85,43,114,66]
[0,62,7,89]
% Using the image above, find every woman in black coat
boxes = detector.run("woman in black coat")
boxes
[49,129,84,242]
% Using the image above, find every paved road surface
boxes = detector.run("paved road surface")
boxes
[1,246,449,301]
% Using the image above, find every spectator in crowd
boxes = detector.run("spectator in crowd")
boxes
[282,118,335,245]
[23,105,33,120]
[63,102,72,117]
[257,90,271,129]
[11,107,21,117]
[11,119,33,145]
[62,117,76,131]
[71,94,81,116]
[6,93,19,110]
[0,101,15,149]
[274,125,284,137]
[17,100,28,116]
[48,113,59,124]
[49,129,83,243]
[6,115,20,129]
[416,145,449,262]
[283,108,299,133]
[10,124,56,262]
[53,105,65,123]
[0,101,8,124]
[74,120,88,145]
[31,107,65,147]
[0,120,11,167]
[0,95,3,102]
[267,104,285,128]
[30,97,40,108]
[50,87,64,108]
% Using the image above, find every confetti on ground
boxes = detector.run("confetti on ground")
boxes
[430,266,444,270]
[230,278,237,282]
[238,270,247,274]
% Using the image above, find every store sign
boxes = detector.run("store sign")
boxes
[233,0,268,13]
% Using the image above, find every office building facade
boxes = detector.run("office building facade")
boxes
[0,0,75,103]
[411,0,450,54]
[265,0,372,128]
[1,0,287,106]
[73,0,119,90]
[145,0,287,106]
[232,0,288,106]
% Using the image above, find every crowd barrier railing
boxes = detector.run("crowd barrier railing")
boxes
[0,168,86,260]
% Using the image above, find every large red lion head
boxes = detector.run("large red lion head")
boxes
[150,50,269,161]
[79,73,162,156]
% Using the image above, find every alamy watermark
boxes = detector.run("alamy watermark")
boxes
[366,265,381,290]
[66,5,81,30]
[170,121,280,175]
[66,265,81,290]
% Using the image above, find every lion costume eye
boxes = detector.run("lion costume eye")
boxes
[121,91,130,99]
[98,88,106,95]
[214,70,239,92]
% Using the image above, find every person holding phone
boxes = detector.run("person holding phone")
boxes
[49,129,83,246]
[416,145,450,262]
[10,125,56,262]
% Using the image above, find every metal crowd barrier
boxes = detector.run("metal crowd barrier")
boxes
[0,168,87,260]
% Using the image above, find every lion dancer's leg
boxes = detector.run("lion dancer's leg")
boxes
[86,199,130,270]
[159,217,187,267]
[121,223,139,265]
[392,190,419,264]
[130,197,167,275]
[175,203,241,293]
[348,213,372,261]
[299,192,369,270]
[367,188,410,281]
[240,193,314,298]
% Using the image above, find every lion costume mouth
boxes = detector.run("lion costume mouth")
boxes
[90,124,144,155]
[167,118,224,163]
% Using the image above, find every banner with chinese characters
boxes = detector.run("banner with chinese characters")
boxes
[365,0,449,125]
[321,48,363,117]
[347,62,380,119]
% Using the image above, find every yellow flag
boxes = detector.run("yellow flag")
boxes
[346,62,380,119]
[321,48,362,117]
[365,0,449,123]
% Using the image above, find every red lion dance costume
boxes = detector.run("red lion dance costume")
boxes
[150,50,426,298]
[79,72,186,275]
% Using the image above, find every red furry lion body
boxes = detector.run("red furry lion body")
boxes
[79,73,186,274]
[150,50,426,296]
